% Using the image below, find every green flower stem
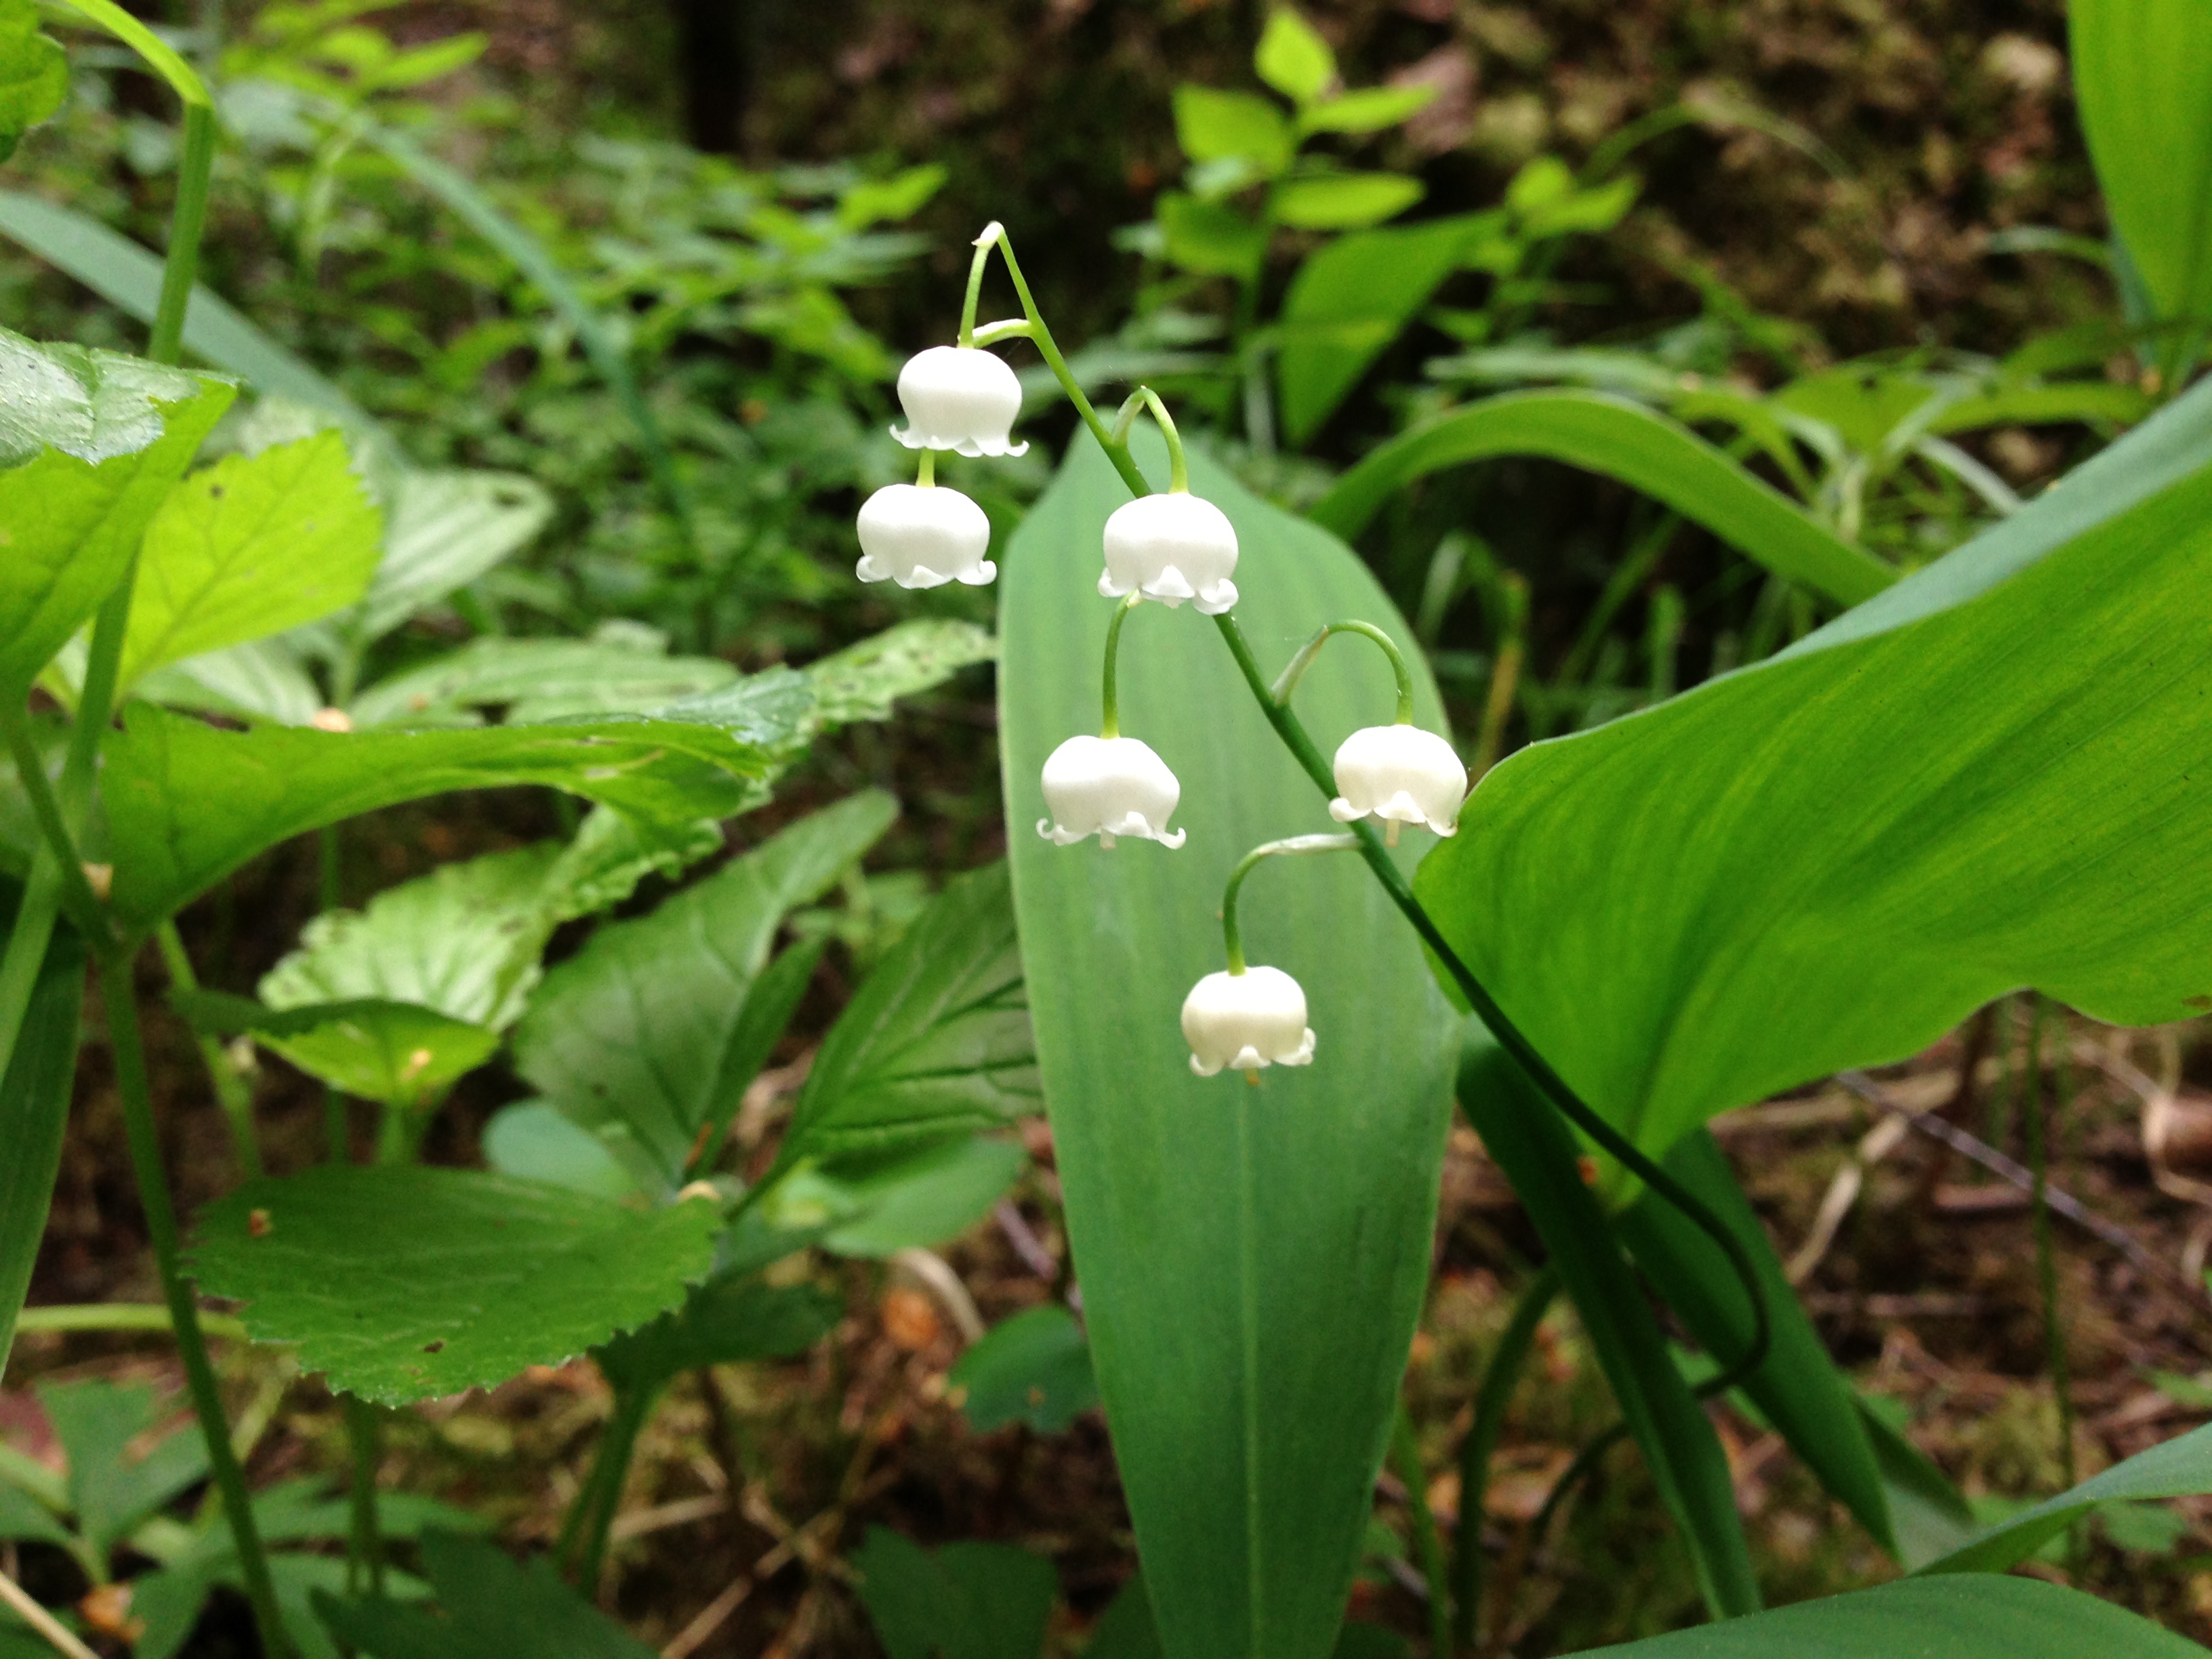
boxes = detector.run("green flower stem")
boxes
[567,1383,655,1592]
[1269,619,1418,726]
[12,1302,249,1340]
[149,104,217,363]
[320,825,349,1162]
[969,318,1033,347]
[344,1395,385,1595]
[154,922,263,1180]
[1219,834,1357,976]
[1107,386,1189,493]
[1454,1265,1559,1650]
[1390,1406,1452,1658]
[98,947,291,1656]
[1099,593,1139,739]
[971,225,1150,499]
[0,710,110,947]
[916,449,935,487]
[958,223,999,348]
[1210,609,1773,1393]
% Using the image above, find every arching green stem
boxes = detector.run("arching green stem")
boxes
[1109,386,1189,493]
[1219,834,1357,975]
[958,223,999,348]
[1099,593,1139,739]
[1271,619,1417,726]
[970,318,1033,348]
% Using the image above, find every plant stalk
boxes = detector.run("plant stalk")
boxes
[567,1383,655,1595]
[155,922,262,1179]
[2024,998,2076,1494]
[98,947,291,1656]
[344,1395,385,1595]
[1453,1266,1559,1651]
[1391,1406,1453,1657]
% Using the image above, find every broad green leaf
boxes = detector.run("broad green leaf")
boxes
[171,988,498,1109]
[1414,375,2212,1166]
[261,843,566,1031]
[102,676,813,929]
[120,431,382,691]
[514,792,896,1192]
[0,1482,66,1547]
[537,804,726,921]
[807,619,997,729]
[349,634,735,728]
[139,1553,431,1659]
[1771,366,1939,453]
[1458,1027,1758,1619]
[188,1166,722,1404]
[1564,1574,2206,1656]
[1173,87,1294,174]
[39,1377,210,1556]
[853,1528,1058,1659]
[1087,1576,1166,1659]
[1276,217,1479,447]
[1254,8,1335,104]
[0,190,377,433]
[346,469,552,642]
[1000,432,1456,1659]
[0,0,66,163]
[1922,1420,2212,1574]
[2069,0,2212,324]
[316,1529,657,1659]
[1296,85,1437,136]
[1616,1129,1898,1559]
[816,1134,1026,1258]
[0,880,82,1374]
[1157,193,1268,282]
[481,1101,636,1199]
[0,332,233,693]
[1307,391,1895,607]
[778,861,1036,1164]
[138,635,325,726]
[1272,172,1425,231]
[595,1267,841,1393]
[950,1305,1099,1433]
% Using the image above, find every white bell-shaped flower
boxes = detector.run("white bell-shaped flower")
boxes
[1329,723,1468,835]
[855,483,996,589]
[1036,734,1185,849]
[891,345,1028,457]
[1099,491,1239,615]
[1182,966,1315,1077]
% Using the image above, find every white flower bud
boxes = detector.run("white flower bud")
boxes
[890,345,1028,457]
[855,483,996,589]
[1181,966,1315,1077]
[1036,734,1186,849]
[1329,724,1468,836]
[1099,491,1239,615]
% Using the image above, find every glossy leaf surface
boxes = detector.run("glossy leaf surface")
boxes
[120,431,382,691]
[1565,1575,2205,1656]
[1000,433,1456,1659]
[189,1167,721,1404]
[1307,391,1893,607]
[1415,379,2212,1164]
[778,861,1036,1165]
[0,332,232,693]
[103,678,812,929]
[514,792,896,1191]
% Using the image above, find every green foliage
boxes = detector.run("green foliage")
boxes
[854,1528,1059,1659]
[174,989,497,1110]
[102,677,813,928]
[1415,380,2212,1165]
[38,1376,210,1557]
[777,860,1036,1164]
[317,1530,657,1659]
[0,331,232,694]
[1923,1422,2212,1574]
[950,1305,1099,1433]
[0,0,66,164]
[0,881,81,1371]
[1561,1575,2209,1656]
[2068,0,2212,331]
[119,430,382,691]
[596,1268,841,1393]
[805,619,996,729]
[188,1167,724,1404]
[807,1134,1027,1258]
[513,790,897,1193]
[1000,433,1455,1659]
[1252,10,1336,106]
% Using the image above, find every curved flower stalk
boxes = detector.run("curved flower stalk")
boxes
[1182,834,1356,1080]
[1037,596,1185,848]
[1096,389,1240,613]
[855,457,996,589]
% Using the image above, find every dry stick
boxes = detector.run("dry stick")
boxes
[0,1567,99,1659]
[1835,1070,2196,1294]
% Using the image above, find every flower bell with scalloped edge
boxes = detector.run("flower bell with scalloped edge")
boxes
[1182,966,1315,1077]
[1099,490,1239,615]
[855,481,996,589]
[890,345,1027,457]
[1037,735,1185,849]
[1329,723,1467,836]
